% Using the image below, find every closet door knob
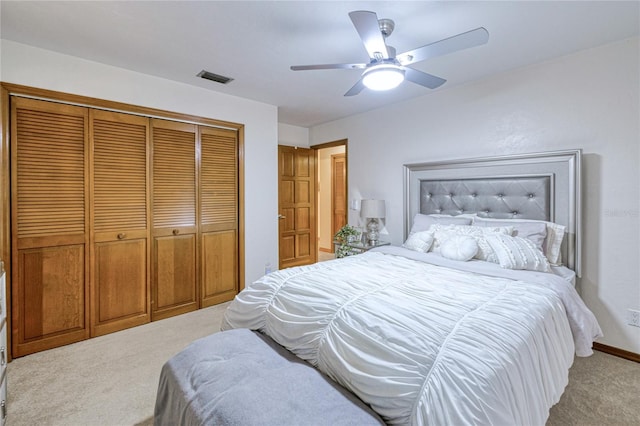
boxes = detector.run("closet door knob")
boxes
[117,233,126,240]
[173,229,180,235]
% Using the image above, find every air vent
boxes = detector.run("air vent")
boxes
[197,70,234,85]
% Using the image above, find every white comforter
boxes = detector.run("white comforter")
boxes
[221,247,602,425]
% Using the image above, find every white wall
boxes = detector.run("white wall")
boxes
[1,40,279,285]
[310,37,640,354]
[278,123,309,147]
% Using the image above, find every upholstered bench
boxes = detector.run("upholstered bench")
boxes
[154,328,384,425]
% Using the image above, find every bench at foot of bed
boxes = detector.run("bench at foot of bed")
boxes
[154,328,384,426]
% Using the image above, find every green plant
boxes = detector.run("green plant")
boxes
[334,224,360,258]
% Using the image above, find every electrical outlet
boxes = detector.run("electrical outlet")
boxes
[628,309,640,327]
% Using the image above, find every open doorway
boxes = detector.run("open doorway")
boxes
[313,140,347,262]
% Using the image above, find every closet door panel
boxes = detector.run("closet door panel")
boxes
[154,235,196,312]
[94,239,147,336]
[20,245,85,340]
[200,127,238,232]
[91,110,150,337]
[201,230,237,307]
[152,120,196,230]
[151,119,198,319]
[11,97,90,357]
[200,127,238,305]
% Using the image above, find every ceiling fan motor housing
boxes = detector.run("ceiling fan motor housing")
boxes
[378,18,395,37]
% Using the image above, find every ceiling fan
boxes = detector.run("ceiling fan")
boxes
[290,10,489,96]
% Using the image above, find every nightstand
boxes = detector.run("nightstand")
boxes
[333,240,390,257]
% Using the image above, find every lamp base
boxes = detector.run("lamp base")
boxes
[366,218,380,245]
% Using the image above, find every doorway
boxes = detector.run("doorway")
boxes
[313,140,347,260]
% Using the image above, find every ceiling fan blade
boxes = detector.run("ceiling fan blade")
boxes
[396,27,489,65]
[403,67,446,89]
[291,63,367,71]
[349,10,389,59]
[344,78,366,97]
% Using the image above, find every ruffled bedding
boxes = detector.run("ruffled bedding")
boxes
[221,247,602,425]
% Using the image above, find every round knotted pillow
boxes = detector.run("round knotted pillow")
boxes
[439,235,478,261]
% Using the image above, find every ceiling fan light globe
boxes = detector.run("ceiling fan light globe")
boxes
[362,65,405,91]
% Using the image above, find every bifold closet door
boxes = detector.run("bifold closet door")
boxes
[151,119,198,320]
[11,97,90,357]
[200,127,238,307]
[91,110,150,337]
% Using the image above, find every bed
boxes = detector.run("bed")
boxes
[162,150,603,425]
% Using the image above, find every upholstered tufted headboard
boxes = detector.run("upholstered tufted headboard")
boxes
[420,176,552,220]
[404,150,582,275]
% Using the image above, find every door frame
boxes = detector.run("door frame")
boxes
[330,153,346,253]
[310,139,348,256]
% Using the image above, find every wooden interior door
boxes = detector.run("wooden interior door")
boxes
[331,153,347,245]
[90,110,150,337]
[151,119,198,320]
[11,97,90,357]
[278,146,316,269]
[199,127,238,307]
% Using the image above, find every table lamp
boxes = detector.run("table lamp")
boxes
[360,199,385,245]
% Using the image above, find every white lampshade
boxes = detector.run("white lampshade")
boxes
[362,65,405,91]
[360,199,386,219]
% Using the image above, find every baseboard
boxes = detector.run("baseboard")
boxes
[319,247,332,253]
[593,342,640,363]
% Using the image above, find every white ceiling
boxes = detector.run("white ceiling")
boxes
[1,1,639,128]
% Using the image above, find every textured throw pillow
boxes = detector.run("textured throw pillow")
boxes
[403,230,434,253]
[439,235,478,262]
[474,218,547,253]
[430,224,514,263]
[409,213,472,234]
[473,217,564,265]
[485,234,551,272]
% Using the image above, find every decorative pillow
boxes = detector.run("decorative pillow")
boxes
[429,213,478,220]
[473,217,564,265]
[409,213,472,234]
[485,234,551,272]
[402,230,434,253]
[430,224,514,263]
[473,218,547,253]
[439,235,478,262]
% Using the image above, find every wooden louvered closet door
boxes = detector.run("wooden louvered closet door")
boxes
[8,92,242,356]
[200,127,238,307]
[10,98,90,357]
[91,110,150,336]
[151,119,198,320]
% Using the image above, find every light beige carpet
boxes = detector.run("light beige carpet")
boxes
[8,303,229,426]
[7,302,640,426]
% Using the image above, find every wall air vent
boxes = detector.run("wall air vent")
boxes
[197,70,234,84]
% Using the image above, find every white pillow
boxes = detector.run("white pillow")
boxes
[430,224,514,263]
[473,217,547,253]
[485,234,551,272]
[402,230,434,252]
[429,213,478,220]
[409,213,472,234]
[473,217,564,265]
[439,235,478,262]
